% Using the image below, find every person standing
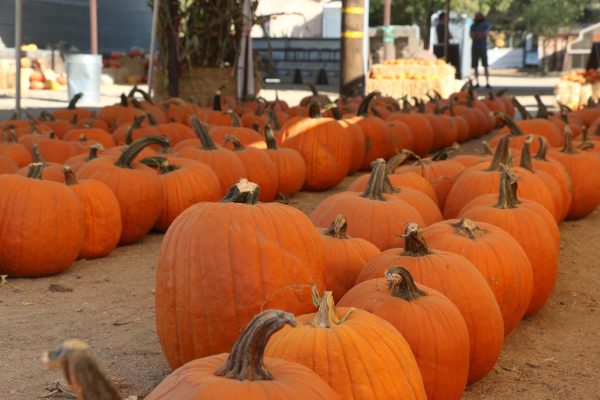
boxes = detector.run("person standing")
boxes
[436,12,452,45]
[470,11,491,88]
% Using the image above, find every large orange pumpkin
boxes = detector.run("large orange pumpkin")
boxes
[0,163,83,277]
[339,267,469,400]
[356,223,505,384]
[265,289,427,400]
[423,218,534,334]
[155,180,325,368]
[263,125,306,197]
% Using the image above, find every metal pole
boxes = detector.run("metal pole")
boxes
[340,0,365,97]
[147,0,160,97]
[444,0,450,61]
[90,0,98,54]
[382,0,393,61]
[15,0,23,118]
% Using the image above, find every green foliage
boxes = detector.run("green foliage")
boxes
[523,0,585,36]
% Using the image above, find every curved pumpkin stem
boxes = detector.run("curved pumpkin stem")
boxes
[306,82,319,96]
[361,159,388,201]
[386,266,426,301]
[140,156,180,174]
[511,97,531,120]
[310,288,353,328]
[221,179,261,205]
[124,115,146,145]
[431,143,460,161]
[356,92,379,117]
[226,110,242,127]
[115,135,170,168]
[264,125,278,150]
[534,94,549,119]
[386,150,415,174]
[224,135,244,151]
[322,214,349,239]
[67,93,83,110]
[402,223,432,257]
[495,112,525,137]
[519,135,535,172]
[26,162,44,180]
[454,218,487,240]
[191,116,217,150]
[215,309,296,381]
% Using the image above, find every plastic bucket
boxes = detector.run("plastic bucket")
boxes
[65,54,102,105]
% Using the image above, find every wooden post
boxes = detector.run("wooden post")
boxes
[340,0,365,97]
[15,0,23,118]
[382,0,393,61]
[90,0,98,54]
[147,0,160,96]
[444,0,450,61]
[167,0,180,97]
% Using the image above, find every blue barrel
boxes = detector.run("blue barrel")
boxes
[65,54,102,105]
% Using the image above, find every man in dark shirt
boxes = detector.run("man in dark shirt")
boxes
[470,11,491,88]
[436,12,452,45]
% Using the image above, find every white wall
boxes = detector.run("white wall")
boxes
[252,0,328,38]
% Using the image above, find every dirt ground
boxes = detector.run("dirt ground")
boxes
[1,133,600,399]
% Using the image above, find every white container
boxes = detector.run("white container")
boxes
[65,54,102,105]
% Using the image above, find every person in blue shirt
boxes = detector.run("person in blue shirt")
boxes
[470,12,491,88]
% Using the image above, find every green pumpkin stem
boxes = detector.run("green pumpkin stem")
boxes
[323,214,349,239]
[63,166,79,185]
[221,179,261,205]
[310,288,353,328]
[386,267,426,301]
[140,156,179,173]
[26,162,44,179]
[67,93,83,109]
[191,117,217,150]
[264,125,277,150]
[519,136,534,172]
[356,92,379,117]
[215,309,296,381]
[361,159,388,201]
[402,223,432,257]
[124,115,146,144]
[454,218,487,240]
[115,135,170,168]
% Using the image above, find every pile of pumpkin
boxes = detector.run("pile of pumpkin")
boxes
[2,85,600,399]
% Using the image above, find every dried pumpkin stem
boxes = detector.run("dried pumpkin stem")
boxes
[310,290,353,328]
[31,144,47,166]
[191,117,217,150]
[63,166,78,185]
[361,159,388,201]
[214,309,296,381]
[486,135,511,171]
[224,135,244,151]
[511,97,531,120]
[534,94,549,119]
[561,127,576,154]
[26,163,44,180]
[226,110,242,127]
[115,135,170,168]
[386,266,426,301]
[212,88,223,111]
[454,218,486,239]
[386,150,413,174]
[323,214,349,239]
[308,102,322,119]
[264,125,278,150]
[402,223,432,257]
[221,179,261,205]
[534,137,549,161]
[124,115,146,145]
[519,136,534,172]
[140,156,180,174]
[494,169,518,209]
[431,143,460,161]
[67,93,83,110]
[356,92,379,117]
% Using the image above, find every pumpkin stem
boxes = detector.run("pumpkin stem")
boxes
[145,111,159,126]
[85,144,103,161]
[115,135,170,168]
[67,93,83,109]
[31,144,47,166]
[361,159,388,201]
[322,214,350,239]
[495,112,524,137]
[264,124,278,150]
[534,136,549,160]
[310,289,353,328]
[140,156,180,174]
[213,87,224,111]
[356,92,379,117]
[306,82,319,96]
[386,149,416,174]
[519,135,534,172]
[133,86,153,104]
[215,309,296,381]
[63,166,79,185]
[431,143,460,161]
[124,115,146,145]
[481,141,494,155]
[226,110,242,127]
[386,266,426,301]
[454,218,487,239]
[511,97,531,120]
[485,135,512,171]
[560,126,576,154]
[221,179,260,205]
[267,109,281,130]
[119,93,129,107]
[308,102,322,119]
[494,168,519,209]
[191,117,217,150]
[496,88,509,97]
[402,223,432,257]
[534,94,549,119]
[224,135,244,151]
[328,104,343,120]
[26,162,44,180]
